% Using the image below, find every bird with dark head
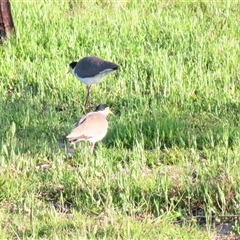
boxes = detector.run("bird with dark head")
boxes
[69,56,118,110]
[66,104,113,155]
[69,62,78,69]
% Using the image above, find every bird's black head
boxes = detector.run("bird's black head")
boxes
[95,104,108,112]
[69,62,77,69]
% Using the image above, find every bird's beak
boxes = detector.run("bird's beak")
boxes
[108,108,114,115]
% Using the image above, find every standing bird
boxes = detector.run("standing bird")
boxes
[69,56,118,109]
[66,104,113,155]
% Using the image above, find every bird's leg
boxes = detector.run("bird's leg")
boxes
[90,142,95,155]
[87,85,91,100]
[85,85,92,111]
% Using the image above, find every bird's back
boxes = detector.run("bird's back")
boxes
[75,56,118,78]
[67,112,108,143]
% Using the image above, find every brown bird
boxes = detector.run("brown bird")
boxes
[66,104,113,155]
[69,56,118,109]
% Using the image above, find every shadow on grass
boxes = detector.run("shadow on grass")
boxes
[1,82,240,159]
[105,98,240,151]
[0,81,81,158]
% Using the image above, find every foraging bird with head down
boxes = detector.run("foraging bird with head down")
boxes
[66,104,113,155]
[69,56,118,109]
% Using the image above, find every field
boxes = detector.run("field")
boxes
[1,1,240,239]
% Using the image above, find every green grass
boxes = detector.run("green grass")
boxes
[0,0,240,239]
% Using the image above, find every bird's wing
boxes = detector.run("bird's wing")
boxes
[74,113,87,127]
[66,113,108,141]
[75,56,118,78]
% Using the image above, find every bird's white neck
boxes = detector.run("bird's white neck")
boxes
[71,67,76,75]
[97,110,108,116]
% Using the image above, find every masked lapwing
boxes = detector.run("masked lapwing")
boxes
[66,104,113,155]
[69,56,118,109]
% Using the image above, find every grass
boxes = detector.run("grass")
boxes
[0,0,240,239]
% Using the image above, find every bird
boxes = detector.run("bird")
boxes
[69,56,118,109]
[66,104,113,155]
